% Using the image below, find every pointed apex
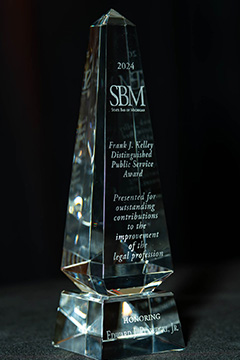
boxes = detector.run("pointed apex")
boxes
[92,9,135,27]
[108,9,123,18]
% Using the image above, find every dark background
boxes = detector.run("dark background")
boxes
[1,0,240,284]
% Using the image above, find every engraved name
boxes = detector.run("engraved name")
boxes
[105,322,179,340]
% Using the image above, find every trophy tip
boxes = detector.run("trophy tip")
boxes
[108,8,122,17]
[92,9,135,27]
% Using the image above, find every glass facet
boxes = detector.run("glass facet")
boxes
[53,9,185,359]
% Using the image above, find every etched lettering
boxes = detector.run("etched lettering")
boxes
[109,85,146,107]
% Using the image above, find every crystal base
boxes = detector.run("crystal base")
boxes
[53,290,185,360]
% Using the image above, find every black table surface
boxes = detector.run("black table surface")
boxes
[1,260,240,360]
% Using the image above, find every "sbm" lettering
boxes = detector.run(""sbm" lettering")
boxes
[109,85,146,107]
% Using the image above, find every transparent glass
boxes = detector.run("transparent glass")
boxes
[53,9,185,359]
[53,290,185,359]
[61,8,173,297]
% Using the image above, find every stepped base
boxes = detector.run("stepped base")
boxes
[53,290,185,360]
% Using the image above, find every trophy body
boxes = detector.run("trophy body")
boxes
[53,9,185,359]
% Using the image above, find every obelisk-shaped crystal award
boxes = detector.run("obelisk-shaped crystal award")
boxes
[53,9,185,359]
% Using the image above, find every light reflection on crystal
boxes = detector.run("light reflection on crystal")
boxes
[76,212,82,220]
[74,307,87,320]
[122,302,132,317]
[74,196,83,206]
[87,141,93,160]
[82,219,91,227]
[69,206,74,214]
[74,235,79,245]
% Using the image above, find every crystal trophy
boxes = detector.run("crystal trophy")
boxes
[53,9,185,359]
